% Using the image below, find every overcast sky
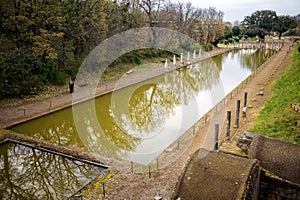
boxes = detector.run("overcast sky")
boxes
[182,0,300,22]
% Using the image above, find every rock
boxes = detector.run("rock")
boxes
[291,103,300,113]
[256,91,264,96]
[291,103,295,108]
[251,98,257,102]
[126,69,134,74]
[248,105,253,108]
[236,130,254,154]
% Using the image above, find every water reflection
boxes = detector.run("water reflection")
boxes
[108,58,221,137]
[10,109,84,147]
[92,61,221,161]
[0,142,104,200]
[217,48,274,72]
[74,94,142,159]
[11,49,274,164]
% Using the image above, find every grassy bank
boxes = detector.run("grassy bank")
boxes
[251,44,300,144]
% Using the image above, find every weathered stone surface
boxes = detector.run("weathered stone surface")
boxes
[236,130,255,154]
[237,130,300,185]
[259,169,300,199]
[173,149,260,200]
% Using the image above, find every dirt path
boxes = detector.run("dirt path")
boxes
[220,43,292,153]
[0,44,293,199]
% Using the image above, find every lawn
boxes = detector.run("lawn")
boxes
[251,44,300,144]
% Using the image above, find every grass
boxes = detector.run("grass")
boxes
[100,57,165,82]
[250,44,300,144]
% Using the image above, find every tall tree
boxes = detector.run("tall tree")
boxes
[196,7,224,44]
[175,2,200,35]
[1,0,64,58]
[60,0,107,64]
[242,10,277,39]
[0,0,67,98]
[275,15,297,39]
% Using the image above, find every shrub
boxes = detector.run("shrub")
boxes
[203,43,214,51]
[0,48,64,99]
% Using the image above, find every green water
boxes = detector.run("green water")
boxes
[11,49,274,164]
[0,142,105,200]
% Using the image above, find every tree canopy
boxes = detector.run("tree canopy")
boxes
[276,15,297,39]
[242,10,297,39]
[0,0,225,99]
[232,26,241,37]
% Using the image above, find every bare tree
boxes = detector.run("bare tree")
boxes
[139,0,166,26]
[195,7,224,44]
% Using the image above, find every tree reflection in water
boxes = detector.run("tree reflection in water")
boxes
[114,61,220,139]
[96,60,223,165]
[0,142,104,200]
[219,49,275,72]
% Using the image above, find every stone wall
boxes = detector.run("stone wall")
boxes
[242,161,260,200]
[237,130,300,185]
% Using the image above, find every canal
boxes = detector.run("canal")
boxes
[10,48,274,166]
